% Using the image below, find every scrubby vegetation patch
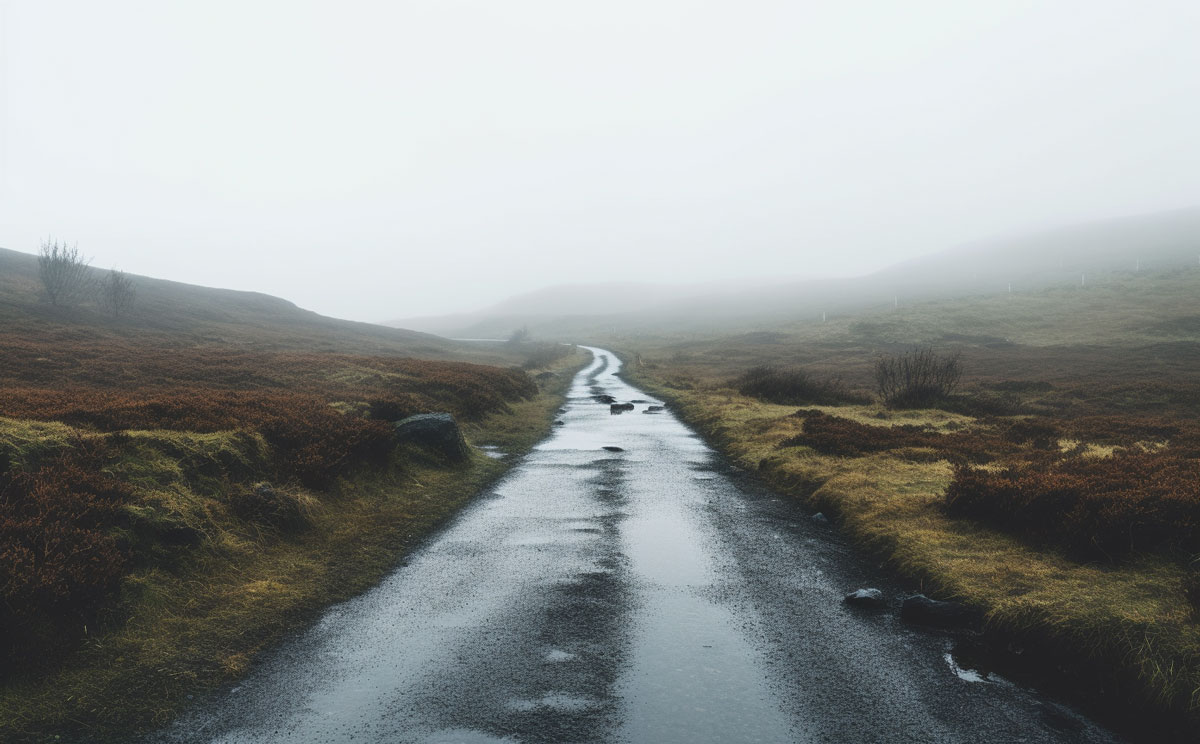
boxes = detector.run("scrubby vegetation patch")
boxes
[946,452,1200,562]
[734,366,867,406]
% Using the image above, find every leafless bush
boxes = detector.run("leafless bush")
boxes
[37,239,93,306]
[875,347,962,408]
[506,326,531,345]
[99,269,136,318]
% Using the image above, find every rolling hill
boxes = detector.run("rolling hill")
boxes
[387,207,1200,341]
[0,246,460,358]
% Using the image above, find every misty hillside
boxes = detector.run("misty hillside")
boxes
[0,246,457,358]
[389,208,1200,341]
[388,282,739,337]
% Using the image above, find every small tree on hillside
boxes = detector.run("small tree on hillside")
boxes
[99,269,136,318]
[37,239,93,306]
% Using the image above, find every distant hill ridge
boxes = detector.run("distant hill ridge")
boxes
[387,207,1200,340]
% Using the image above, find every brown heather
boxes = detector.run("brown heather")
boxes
[0,332,539,673]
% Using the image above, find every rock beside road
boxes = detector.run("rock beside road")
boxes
[844,588,887,609]
[900,594,980,629]
[393,413,470,462]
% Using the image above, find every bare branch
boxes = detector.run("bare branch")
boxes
[37,238,93,306]
[99,269,136,318]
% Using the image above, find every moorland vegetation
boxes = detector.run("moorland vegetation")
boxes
[0,247,580,741]
[621,266,1200,740]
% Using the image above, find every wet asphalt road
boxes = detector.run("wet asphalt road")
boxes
[153,348,1120,744]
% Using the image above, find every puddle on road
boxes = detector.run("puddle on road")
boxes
[567,347,802,744]
[945,652,990,683]
[945,644,1014,686]
[505,693,604,713]
[621,509,715,586]
[422,729,518,744]
[620,590,799,744]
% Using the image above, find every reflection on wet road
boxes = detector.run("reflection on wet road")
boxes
[154,348,1119,744]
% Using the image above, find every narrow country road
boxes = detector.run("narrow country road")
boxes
[154,348,1119,744]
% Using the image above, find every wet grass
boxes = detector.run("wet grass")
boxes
[0,353,585,743]
[623,309,1200,740]
[0,244,589,741]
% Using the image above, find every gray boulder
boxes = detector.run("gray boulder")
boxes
[393,413,469,462]
[844,588,887,609]
[900,594,980,629]
[610,403,635,413]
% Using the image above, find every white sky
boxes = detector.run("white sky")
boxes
[2,1,1199,321]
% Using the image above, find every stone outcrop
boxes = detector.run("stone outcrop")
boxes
[393,413,470,462]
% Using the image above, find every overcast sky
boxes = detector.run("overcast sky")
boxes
[2,1,1198,321]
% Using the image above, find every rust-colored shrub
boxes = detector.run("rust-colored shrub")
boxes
[0,455,132,671]
[1003,419,1062,449]
[366,394,423,422]
[0,330,542,671]
[0,340,538,489]
[945,453,1200,561]
[255,401,394,489]
[780,410,1012,463]
[781,410,943,456]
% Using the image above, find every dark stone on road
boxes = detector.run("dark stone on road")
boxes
[554,420,565,426]
[393,413,470,462]
[844,588,887,609]
[610,403,635,413]
[594,394,617,404]
[631,399,649,404]
[602,446,625,452]
[901,594,981,629]
[646,405,664,411]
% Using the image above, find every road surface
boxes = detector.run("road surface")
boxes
[154,347,1118,744]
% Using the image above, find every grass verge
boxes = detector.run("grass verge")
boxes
[625,364,1200,742]
[0,351,585,743]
